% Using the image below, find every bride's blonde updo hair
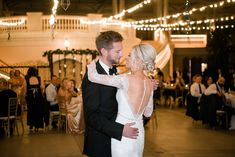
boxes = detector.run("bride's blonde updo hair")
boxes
[131,43,157,73]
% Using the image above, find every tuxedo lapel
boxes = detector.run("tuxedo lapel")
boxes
[96,60,108,75]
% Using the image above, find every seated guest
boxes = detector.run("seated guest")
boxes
[224,92,235,130]
[14,70,25,105]
[200,76,213,124]
[186,74,206,120]
[10,70,25,115]
[175,75,185,90]
[175,75,185,107]
[156,67,164,82]
[57,78,85,134]
[8,70,16,89]
[8,70,24,96]
[153,72,164,106]
[205,76,225,107]
[191,74,206,103]
[66,79,85,134]
[173,67,182,83]
[204,76,226,128]
[204,76,213,88]
[45,75,60,128]
[0,78,17,136]
[57,78,72,112]
[166,75,174,85]
[57,78,72,131]
[229,77,235,91]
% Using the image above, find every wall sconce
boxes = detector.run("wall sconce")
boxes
[64,39,70,50]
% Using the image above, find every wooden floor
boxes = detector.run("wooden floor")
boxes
[1,107,235,157]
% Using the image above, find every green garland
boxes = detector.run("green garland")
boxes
[42,48,99,78]
[42,48,99,57]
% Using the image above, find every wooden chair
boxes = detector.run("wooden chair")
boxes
[151,110,158,129]
[216,110,228,129]
[0,97,18,137]
[49,110,60,129]
[16,103,24,135]
[58,108,68,133]
[50,108,68,133]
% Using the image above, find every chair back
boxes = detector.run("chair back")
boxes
[8,97,18,118]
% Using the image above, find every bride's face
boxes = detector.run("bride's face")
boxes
[126,51,143,71]
[125,52,134,69]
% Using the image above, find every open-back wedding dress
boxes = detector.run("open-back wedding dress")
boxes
[87,61,154,157]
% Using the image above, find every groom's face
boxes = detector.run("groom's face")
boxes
[106,41,123,65]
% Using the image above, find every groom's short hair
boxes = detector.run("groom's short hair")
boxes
[95,31,123,55]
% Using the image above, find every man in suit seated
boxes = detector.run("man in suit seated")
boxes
[204,76,226,128]
[0,78,17,136]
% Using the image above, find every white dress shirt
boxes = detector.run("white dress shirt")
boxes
[45,83,58,105]
[205,82,225,96]
[190,82,206,97]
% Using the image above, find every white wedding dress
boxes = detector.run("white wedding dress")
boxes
[88,62,153,157]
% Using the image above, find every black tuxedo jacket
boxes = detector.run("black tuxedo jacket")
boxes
[82,61,123,157]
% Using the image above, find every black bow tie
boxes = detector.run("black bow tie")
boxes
[109,66,117,75]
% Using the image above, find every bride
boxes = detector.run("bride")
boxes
[87,43,156,157]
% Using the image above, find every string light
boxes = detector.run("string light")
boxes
[0,18,26,26]
[80,0,234,32]
[49,0,59,26]
[83,0,152,22]
[136,24,234,31]
[109,0,152,20]
[50,0,59,39]
[80,18,133,27]
[133,15,235,29]
[131,0,234,25]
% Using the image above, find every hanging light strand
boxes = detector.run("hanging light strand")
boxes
[49,0,59,26]
[136,15,234,29]
[81,0,151,25]
[134,15,235,29]
[0,18,26,26]
[130,0,235,25]
[85,0,234,28]
[136,24,234,31]
[108,0,152,20]
[0,0,59,27]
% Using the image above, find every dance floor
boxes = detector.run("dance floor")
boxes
[1,107,235,157]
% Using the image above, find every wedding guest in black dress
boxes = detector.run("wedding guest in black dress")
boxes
[23,67,44,132]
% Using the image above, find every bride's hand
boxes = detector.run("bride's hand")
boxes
[151,79,159,90]
[87,61,95,71]
[87,57,99,69]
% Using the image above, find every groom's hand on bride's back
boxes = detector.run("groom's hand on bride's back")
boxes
[122,122,139,139]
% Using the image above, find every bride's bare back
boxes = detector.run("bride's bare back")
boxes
[127,75,153,116]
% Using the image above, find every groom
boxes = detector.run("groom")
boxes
[82,31,139,157]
